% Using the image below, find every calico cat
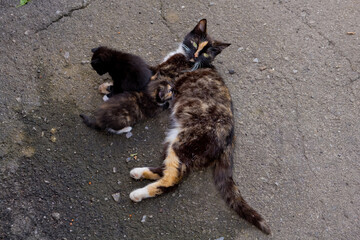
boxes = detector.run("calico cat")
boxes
[91,46,152,100]
[129,19,271,235]
[80,73,174,134]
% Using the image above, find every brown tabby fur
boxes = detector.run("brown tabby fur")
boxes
[80,75,174,132]
[129,52,271,234]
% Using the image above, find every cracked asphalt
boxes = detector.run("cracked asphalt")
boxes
[1,0,359,239]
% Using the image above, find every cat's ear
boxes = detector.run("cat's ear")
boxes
[150,72,159,81]
[91,47,100,53]
[210,41,231,57]
[192,19,207,35]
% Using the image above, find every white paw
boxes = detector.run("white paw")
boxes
[103,95,110,102]
[107,127,132,134]
[129,188,149,202]
[130,167,148,179]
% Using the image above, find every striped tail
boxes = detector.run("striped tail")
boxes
[79,114,101,130]
[213,146,271,234]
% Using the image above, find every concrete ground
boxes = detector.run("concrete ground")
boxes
[1,0,359,239]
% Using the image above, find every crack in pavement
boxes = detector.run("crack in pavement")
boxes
[282,4,359,76]
[35,0,92,33]
[159,0,180,39]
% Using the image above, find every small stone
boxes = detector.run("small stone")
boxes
[51,212,61,220]
[50,128,57,134]
[126,132,133,138]
[293,69,298,74]
[259,66,267,71]
[209,2,215,6]
[16,97,21,103]
[145,126,149,130]
[126,157,131,163]
[112,193,121,202]
[56,10,62,15]
[50,136,56,143]
[24,30,30,35]
[253,58,259,63]
[150,21,154,24]
[64,52,70,59]
[215,237,224,240]
[228,69,235,75]
[141,215,147,223]
[237,47,244,51]
[113,167,117,173]
[181,6,185,9]
[81,60,90,65]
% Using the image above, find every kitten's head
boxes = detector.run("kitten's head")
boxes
[91,46,112,75]
[147,73,174,106]
[182,19,231,70]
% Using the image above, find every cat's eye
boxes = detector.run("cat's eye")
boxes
[191,41,198,48]
[203,53,209,58]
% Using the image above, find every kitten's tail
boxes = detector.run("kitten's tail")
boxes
[213,144,271,235]
[79,114,101,130]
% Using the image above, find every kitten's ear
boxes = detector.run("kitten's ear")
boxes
[91,47,100,53]
[210,41,231,57]
[150,72,159,81]
[192,19,207,35]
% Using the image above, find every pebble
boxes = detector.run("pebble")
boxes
[228,69,235,75]
[112,193,121,202]
[51,212,61,220]
[150,21,154,24]
[237,47,244,51]
[16,97,21,103]
[293,69,298,73]
[112,167,117,173]
[141,215,147,223]
[145,126,149,130]
[126,157,131,163]
[209,2,215,6]
[24,30,30,35]
[126,132,133,138]
[81,60,90,65]
[215,237,224,240]
[64,52,70,59]
[253,58,259,63]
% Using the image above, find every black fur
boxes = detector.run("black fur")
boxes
[91,46,152,98]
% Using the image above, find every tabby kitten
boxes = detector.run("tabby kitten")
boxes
[80,74,174,134]
[90,46,152,100]
[129,19,271,235]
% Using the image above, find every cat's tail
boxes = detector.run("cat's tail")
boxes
[213,144,271,235]
[79,114,101,130]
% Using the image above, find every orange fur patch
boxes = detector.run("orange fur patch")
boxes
[194,41,208,58]
[142,170,162,180]
[147,148,183,196]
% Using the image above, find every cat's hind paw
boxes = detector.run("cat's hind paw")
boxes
[129,188,149,202]
[130,167,147,180]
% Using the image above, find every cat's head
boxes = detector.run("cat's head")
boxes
[91,46,112,75]
[147,73,174,106]
[182,19,231,70]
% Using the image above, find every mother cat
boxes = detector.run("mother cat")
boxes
[129,19,271,235]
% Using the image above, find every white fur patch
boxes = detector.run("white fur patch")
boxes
[129,187,150,202]
[103,95,110,102]
[162,43,185,62]
[130,167,149,179]
[164,120,181,145]
[107,126,132,134]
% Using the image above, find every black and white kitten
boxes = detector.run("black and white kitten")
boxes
[90,46,152,101]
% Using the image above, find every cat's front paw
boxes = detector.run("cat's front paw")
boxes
[129,188,149,202]
[130,167,147,179]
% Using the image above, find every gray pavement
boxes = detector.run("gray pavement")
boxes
[1,0,359,239]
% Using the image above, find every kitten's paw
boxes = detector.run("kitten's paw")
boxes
[98,82,112,94]
[129,188,149,202]
[103,95,110,102]
[130,167,148,179]
[107,127,132,134]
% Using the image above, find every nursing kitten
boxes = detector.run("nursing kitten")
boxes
[129,19,271,235]
[80,74,174,134]
[91,46,152,100]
